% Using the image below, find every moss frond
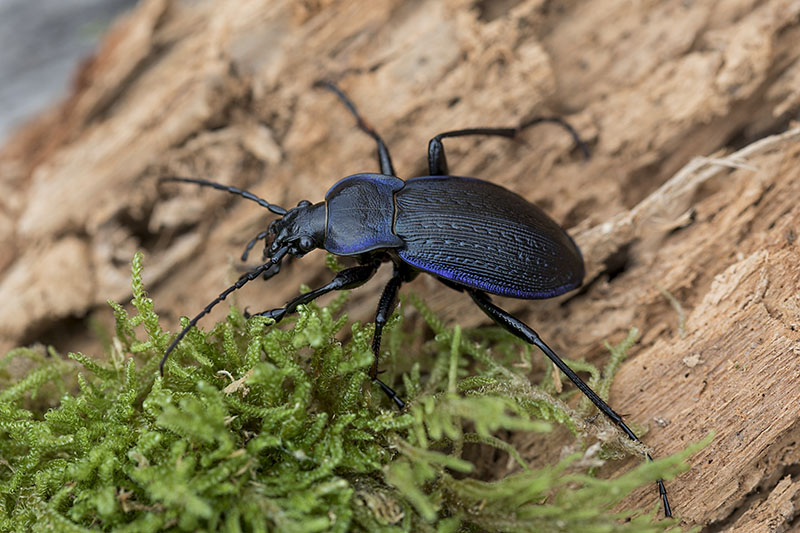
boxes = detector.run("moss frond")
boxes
[0,252,707,532]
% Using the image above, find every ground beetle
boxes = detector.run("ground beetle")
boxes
[159,81,671,517]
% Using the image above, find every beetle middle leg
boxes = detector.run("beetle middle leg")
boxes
[367,263,416,410]
[314,80,397,177]
[427,119,589,175]
[245,260,408,409]
[466,289,672,517]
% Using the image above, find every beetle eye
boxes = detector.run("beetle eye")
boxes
[298,236,314,251]
[297,200,311,208]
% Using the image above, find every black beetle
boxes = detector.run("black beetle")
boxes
[159,81,671,517]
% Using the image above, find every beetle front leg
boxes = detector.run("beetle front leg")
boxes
[246,263,379,321]
[467,289,671,517]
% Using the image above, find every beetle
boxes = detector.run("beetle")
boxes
[158,80,671,517]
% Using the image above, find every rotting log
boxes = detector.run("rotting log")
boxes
[1,0,799,528]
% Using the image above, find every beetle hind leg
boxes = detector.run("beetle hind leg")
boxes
[466,289,672,517]
[427,119,589,175]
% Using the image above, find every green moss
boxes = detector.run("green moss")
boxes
[0,252,709,532]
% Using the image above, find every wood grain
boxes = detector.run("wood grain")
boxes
[1,0,799,528]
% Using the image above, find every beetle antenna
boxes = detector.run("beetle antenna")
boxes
[159,246,290,375]
[160,177,288,216]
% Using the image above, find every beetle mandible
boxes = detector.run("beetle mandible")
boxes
[159,80,671,517]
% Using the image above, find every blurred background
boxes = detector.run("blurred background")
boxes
[0,0,136,141]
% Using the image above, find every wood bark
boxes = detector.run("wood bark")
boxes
[1,0,799,529]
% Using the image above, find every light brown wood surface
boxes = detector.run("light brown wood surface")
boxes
[1,0,799,529]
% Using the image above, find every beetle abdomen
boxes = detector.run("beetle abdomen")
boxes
[394,176,584,299]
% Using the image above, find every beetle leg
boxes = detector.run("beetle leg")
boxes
[427,119,589,175]
[245,263,379,321]
[314,80,396,176]
[247,259,407,410]
[467,289,671,517]
[369,265,407,410]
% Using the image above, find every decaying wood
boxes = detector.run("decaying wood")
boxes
[1,0,799,528]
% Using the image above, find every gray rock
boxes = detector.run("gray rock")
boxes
[0,0,137,141]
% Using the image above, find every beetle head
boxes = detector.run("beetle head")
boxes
[267,200,326,258]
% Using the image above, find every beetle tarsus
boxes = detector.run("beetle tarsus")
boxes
[516,116,591,160]
[374,378,405,410]
[650,452,672,517]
